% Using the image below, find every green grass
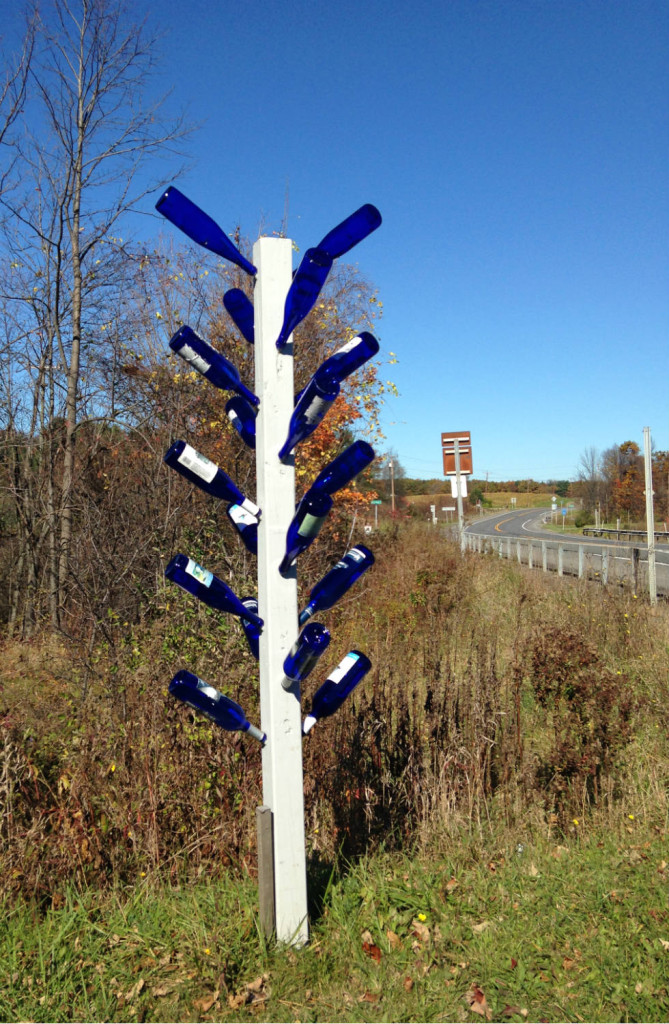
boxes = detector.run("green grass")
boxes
[2,820,668,1023]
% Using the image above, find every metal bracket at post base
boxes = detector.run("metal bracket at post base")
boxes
[256,805,275,939]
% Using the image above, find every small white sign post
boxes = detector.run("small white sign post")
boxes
[643,426,658,606]
[254,237,309,946]
[454,438,465,552]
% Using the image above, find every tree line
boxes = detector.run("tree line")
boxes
[0,0,384,642]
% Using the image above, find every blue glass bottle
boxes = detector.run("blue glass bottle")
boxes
[279,490,333,576]
[315,332,379,388]
[298,546,375,625]
[169,670,265,742]
[302,651,372,734]
[164,440,260,516]
[309,441,376,496]
[240,598,261,660]
[282,622,330,688]
[317,204,382,260]
[275,247,333,349]
[223,288,254,345]
[165,553,263,626]
[278,374,339,462]
[155,186,257,276]
[169,325,259,406]
[226,502,258,555]
[226,396,256,450]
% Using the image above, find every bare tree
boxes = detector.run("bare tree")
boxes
[0,0,189,630]
[576,445,602,512]
[0,13,35,191]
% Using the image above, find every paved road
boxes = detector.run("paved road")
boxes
[466,507,669,565]
[463,507,669,596]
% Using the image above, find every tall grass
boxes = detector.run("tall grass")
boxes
[0,523,667,901]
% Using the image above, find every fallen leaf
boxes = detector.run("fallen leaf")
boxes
[227,974,269,1008]
[510,958,518,970]
[465,985,492,1021]
[124,978,145,1003]
[151,982,178,997]
[194,990,219,1012]
[246,975,269,995]
[403,976,414,992]
[361,929,374,944]
[362,940,382,962]
[359,991,380,1003]
[501,1006,521,1018]
[562,957,576,970]
[635,982,643,994]
[386,929,401,950]
[411,919,430,943]
[472,921,491,934]
[445,877,459,893]
[528,862,539,877]
[660,939,669,951]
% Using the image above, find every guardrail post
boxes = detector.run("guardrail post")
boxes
[632,547,640,593]
[542,541,547,572]
[528,542,533,569]
[602,547,609,584]
[578,545,584,578]
[558,545,564,576]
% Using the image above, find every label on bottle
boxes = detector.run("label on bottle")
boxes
[327,651,359,685]
[297,513,325,538]
[178,342,211,375]
[229,504,258,527]
[333,335,362,356]
[177,443,218,483]
[185,557,213,587]
[303,393,333,427]
[349,547,365,561]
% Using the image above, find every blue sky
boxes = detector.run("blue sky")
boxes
[6,0,669,481]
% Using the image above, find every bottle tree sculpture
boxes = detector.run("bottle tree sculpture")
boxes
[156,186,381,945]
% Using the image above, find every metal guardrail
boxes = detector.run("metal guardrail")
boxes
[582,527,669,542]
[462,531,668,597]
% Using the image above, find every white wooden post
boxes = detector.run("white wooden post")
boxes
[454,439,465,553]
[254,237,309,946]
[578,545,584,579]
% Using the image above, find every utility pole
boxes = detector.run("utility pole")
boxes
[643,426,657,606]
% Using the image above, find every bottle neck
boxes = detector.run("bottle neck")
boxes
[298,603,315,626]
[245,722,266,743]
